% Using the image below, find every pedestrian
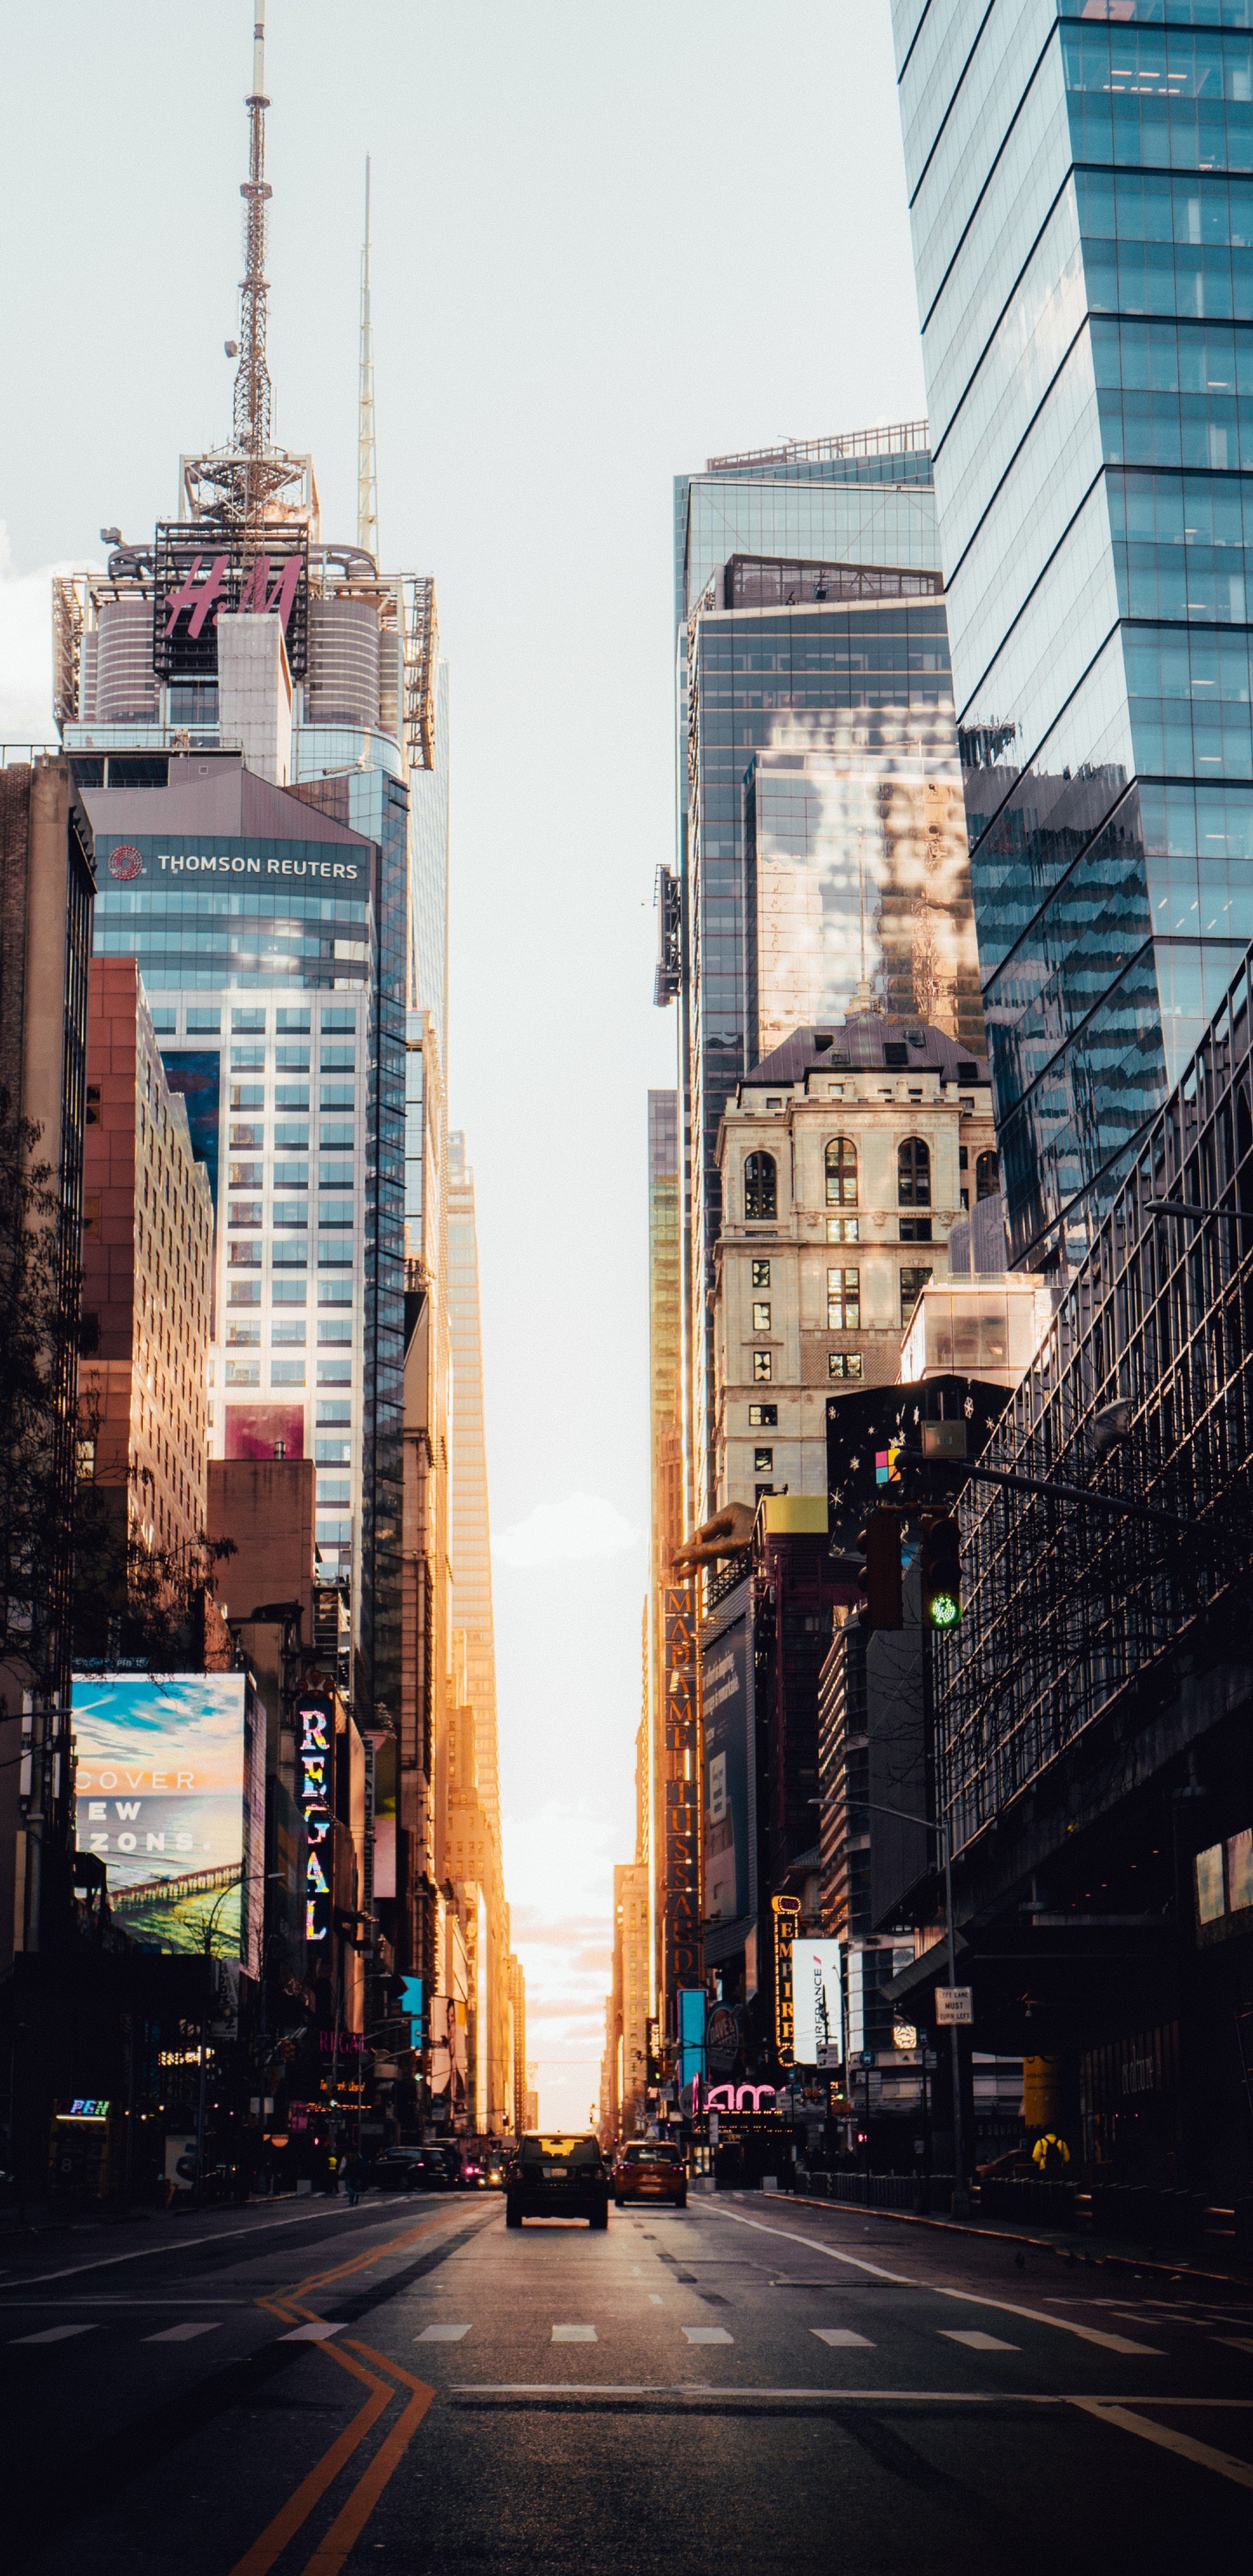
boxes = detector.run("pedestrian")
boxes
[343,2148,363,2206]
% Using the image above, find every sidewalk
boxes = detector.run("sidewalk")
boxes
[768,2180,1253,2291]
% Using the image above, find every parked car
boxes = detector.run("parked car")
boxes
[506,2134,610,2229]
[374,2148,455,2193]
[611,2141,687,2209]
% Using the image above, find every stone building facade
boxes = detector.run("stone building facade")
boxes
[714,1014,997,1509]
[80,956,213,1556]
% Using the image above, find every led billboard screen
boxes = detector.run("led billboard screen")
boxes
[791,1938,843,2068]
[72,1673,263,1971]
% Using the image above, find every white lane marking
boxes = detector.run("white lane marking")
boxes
[452,2382,1065,2401]
[144,2322,222,2344]
[696,2204,908,2283]
[1070,2398,1253,2491]
[930,2287,1163,2356]
[552,2324,597,2342]
[10,2324,98,2345]
[1215,2337,1253,2353]
[276,2320,348,2342]
[15,2196,469,2288]
[698,2204,1166,2354]
[813,2328,874,2348]
[417,2323,472,2342]
[682,2326,733,2345]
[941,2330,1019,2352]
[650,2295,665,2306]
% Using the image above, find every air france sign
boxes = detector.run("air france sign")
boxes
[103,842,365,888]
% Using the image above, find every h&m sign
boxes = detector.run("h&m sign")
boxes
[153,523,309,681]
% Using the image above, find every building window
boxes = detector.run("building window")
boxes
[752,1259,771,1288]
[827,1266,860,1330]
[827,1216,859,1244]
[752,1300,771,1332]
[976,1148,1000,1200]
[748,1403,777,1427]
[744,1151,777,1220]
[898,1137,930,1205]
[754,1447,774,1473]
[271,1360,306,1386]
[227,1320,260,1347]
[901,1265,932,1324]
[828,1352,864,1379]
[226,1358,260,1386]
[755,1483,774,1502]
[825,1137,858,1205]
[900,1215,933,1242]
[752,1350,773,1382]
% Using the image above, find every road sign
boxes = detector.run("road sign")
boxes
[935,1986,973,2025]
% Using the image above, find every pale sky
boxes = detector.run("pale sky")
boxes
[0,1,925,2129]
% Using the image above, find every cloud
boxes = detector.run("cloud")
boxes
[0,524,98,744]
[492,1491,641,1569]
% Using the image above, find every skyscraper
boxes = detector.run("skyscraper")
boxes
[665,428,982,1513]
[50,21,449,1735]
[892,1,1253,1266]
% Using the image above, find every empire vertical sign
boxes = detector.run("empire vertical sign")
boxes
[662,1583,701,2034]
[772,1894,801,2065]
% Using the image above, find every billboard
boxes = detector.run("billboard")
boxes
[702,1618,752,1928]
[791,1939,843,2068]
[72,1673,262,1972]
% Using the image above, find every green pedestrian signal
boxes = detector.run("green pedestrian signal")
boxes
[921,1513,962,1631]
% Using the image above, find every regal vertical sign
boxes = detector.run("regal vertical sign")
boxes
[662,1583,701,2038]
[298,1694,334,1944]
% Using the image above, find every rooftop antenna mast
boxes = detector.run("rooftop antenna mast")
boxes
[234,3,274,514]
[357,155,379,560]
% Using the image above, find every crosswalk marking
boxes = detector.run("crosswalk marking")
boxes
[812,2328,874,2348]
[683,2325,733,2345]
[418,2323,472,2341]
[553,2324,597,2342]
[144,2322,222,2344]
[276,2320,348,2343]
[10,2324,97,2346]
[940,2330,1018,2351]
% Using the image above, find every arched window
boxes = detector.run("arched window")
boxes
[744,1151,777,1220]
[898,1137,930,1206]
[825,1137,858,1205]
[975,1148,1000,1202]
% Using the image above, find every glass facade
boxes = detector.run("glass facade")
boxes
[673,440,977,1510]
[894,0,1253,1267]
[83,759,408,1721]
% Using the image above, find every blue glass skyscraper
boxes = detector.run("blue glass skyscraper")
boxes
[893,1,1253,1266]
[668,427,982,1513]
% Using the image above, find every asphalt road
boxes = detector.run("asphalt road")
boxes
[3,2186,1252,2575]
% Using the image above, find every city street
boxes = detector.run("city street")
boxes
[3,2190,1252,2575]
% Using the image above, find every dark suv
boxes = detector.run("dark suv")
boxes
[506,2134,610,2229]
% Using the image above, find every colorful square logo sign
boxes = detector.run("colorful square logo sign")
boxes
[874,1447,901,1485]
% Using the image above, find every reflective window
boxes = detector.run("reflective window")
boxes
[898,1137,932,1205]
[976,1150,1001,1201]
[825,1137,859,1204]
[744,1151,777,1219]
[828,1266,861,1330]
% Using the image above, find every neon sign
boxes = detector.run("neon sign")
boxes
[697,2080,777,2113]
[298,1694,334,1942]
[152,524,309,680]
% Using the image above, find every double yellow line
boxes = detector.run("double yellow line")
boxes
[230,2203,479,2576]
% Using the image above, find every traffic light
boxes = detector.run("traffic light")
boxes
[921,1512,962,1630]
[863,1510,902,1629]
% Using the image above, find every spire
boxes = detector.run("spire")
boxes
[233,3,273,500]
[357,155,379,560]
